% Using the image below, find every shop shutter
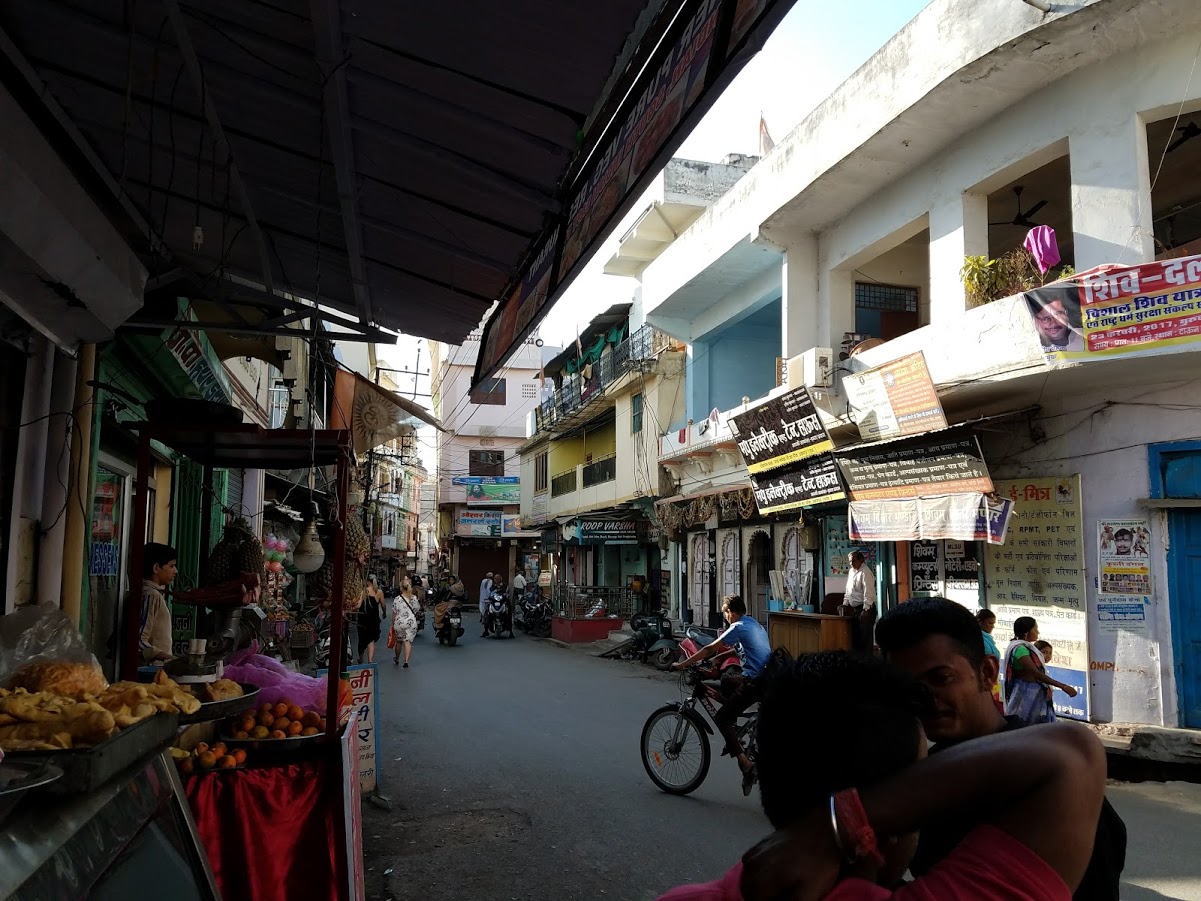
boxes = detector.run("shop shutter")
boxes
[226,468,244,518]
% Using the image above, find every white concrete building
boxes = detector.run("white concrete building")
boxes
[635,0,1201,727]
[430,331,545,591]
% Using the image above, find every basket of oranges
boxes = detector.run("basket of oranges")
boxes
[221,700,327,752]
[172,741,247,775]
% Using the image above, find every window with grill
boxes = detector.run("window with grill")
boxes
[521,382,537,399]
[470,377,507,405]
[854,283,919,311]
[535,451,549,492]
[469,449,505,477]
[631,392,644,434]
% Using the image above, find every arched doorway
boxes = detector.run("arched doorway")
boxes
[745,530,773,624]
[720,532,740,600]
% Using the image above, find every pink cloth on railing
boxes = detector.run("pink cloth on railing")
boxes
[1023,225,1061,274]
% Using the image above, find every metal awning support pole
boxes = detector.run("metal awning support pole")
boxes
[124,430,153,681]
[311,0,374,326]
[162,0,276,296]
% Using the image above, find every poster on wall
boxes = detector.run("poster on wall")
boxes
[842,351,947,441]
[909,540,941,594]
[985,476,1088,719]
[907,540,982,608]
[1024,254,1201,360]
[1097,519,1151,596]
[457,510,501,537]
[728,385,833,473]
[823,515,876,578]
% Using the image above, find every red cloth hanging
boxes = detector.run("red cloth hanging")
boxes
[184,760,340,901]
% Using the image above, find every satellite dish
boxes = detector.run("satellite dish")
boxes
[848,338,886,357]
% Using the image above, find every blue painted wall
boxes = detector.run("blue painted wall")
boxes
[689,299,780,417]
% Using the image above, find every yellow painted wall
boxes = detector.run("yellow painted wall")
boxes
[582,421,616,461]
[549,435,586,476]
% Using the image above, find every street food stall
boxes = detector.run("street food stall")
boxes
[0,420,362,900]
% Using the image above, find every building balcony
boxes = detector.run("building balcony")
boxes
[528,326,678,440]
[581,453,616,488]
[550,468,577,498]
[547,456,624,518]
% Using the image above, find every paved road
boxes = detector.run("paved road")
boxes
[363,626,1201,900]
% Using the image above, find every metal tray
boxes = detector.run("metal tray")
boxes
[2,712,179,794]
[0,761,62,825]
[179,683,260,724]
[219,729,326,754]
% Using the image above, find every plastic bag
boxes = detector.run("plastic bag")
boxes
[223,645,328,709]
[0,603,104,685]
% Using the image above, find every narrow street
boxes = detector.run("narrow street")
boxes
[364,629,1201,901]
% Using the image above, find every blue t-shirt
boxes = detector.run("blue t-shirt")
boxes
[981,630,1000,660]
[717,616,772,678]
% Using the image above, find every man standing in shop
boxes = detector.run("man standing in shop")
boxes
[840,551,877,651]
[140,542,178,663]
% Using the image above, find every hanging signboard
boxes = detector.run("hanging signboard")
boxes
[985,476,1088,720]
[842,351,947,441]
[474,0,799,388]
[453,476,521,506]
[750,454,844,514]
[578,519,643,544]
[1024,254,1201,360]
[850,494,1013,544]
[1097,518,1151,595]
[835,435,992,501]
[728,385,833,473]
[457,510,502,537]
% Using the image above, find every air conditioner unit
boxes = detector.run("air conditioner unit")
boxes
[789,347,833,389]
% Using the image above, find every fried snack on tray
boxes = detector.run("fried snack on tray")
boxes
[0,735,71,751]
[201,679,243,703]
[0,709,115,746]
[9,662,107,699]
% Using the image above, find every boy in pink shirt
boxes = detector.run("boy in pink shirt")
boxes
[658,652,1106,901]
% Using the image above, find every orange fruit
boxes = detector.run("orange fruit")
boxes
[211,743,227,758]
[194,742,210,756]
[301,711,321,728]
[218,755,237,769]
[232,749,247,765]
[269,729,287,740]
[272,702,289,719]
[234,730,249,740]
[301,726,319,736]
[317,718,327,733]
[287,720,303,736]
[274,718,290,733]
[198,751,217,770]
[179,758,195,775]
[287,705,304,723]
[251,725,270,739]
[258,712,274,728]
[259,703,273,716]
[238,716,256,733]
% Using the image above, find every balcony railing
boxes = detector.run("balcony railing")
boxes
[536,325,676,434]
[581,453,616,488]
[553,585,638,619]
[550,468,577,497]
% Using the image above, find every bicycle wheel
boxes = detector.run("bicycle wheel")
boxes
[640,705,710,795]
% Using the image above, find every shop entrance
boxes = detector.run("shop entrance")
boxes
[689,532,709,626]
[746,530,772,625]
[457,542,510,603]
[1169,509,1201,727]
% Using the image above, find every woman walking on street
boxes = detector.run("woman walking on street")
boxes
[357,582,385,664]
[391,577,420,668]
[1003,616,1077,725]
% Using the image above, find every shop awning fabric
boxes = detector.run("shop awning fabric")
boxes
[0,0,796,352]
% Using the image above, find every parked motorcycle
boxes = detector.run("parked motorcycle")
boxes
[602,611,678,667]
[675,625,741,674]
[515,587,553,638]
[485,590,513,639]
[640,663,759,796]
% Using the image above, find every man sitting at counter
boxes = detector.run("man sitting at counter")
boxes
[839,551,877,651]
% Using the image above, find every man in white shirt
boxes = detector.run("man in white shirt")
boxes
[511,570,527,604]
[840,551,877,651]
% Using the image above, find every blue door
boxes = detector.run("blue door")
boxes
[1169,509,1201,727]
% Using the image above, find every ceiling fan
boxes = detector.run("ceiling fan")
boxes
[1167,121,1201,153]
[990,185,1048,228]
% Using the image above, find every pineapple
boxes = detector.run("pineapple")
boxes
[205,517,264,587]
[343,561,367,613]
[346,509,370,564]
[309,561,333,602]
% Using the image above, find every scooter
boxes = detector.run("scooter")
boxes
[515,586,553,638]
[435,602,465,646]
[485,590,513,639]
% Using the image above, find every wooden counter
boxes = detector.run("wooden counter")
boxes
[768,611,854,655]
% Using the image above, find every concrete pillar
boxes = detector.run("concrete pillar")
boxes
[929,193,989,322]
[1069,114,1154,270]
[686,340,709,422]
[36,350,78,606]
[819,268,857,355]
[5,335,53,610]
[782,235,819,358]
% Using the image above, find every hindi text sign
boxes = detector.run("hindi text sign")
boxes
[729,386,833,474]
[843,352,947,441]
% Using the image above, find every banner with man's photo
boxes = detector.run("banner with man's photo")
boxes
[1025,253,1201,360]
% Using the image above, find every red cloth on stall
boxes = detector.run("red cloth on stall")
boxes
[184,761,340,901]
